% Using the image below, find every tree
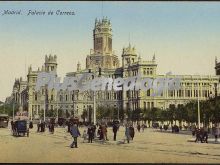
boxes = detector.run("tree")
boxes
[150,107,160,122]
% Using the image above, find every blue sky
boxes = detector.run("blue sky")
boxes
[0,1,220,101]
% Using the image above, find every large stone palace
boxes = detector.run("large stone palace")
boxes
[6,17,220,121]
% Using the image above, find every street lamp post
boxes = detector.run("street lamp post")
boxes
[44,88,47,122]
[93,91,96,124]
[197,78,201,129]
[118,106,119,121]
[56,99,59,121]
[13,101,15,121]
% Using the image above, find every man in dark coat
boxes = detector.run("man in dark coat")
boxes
[92,124,96,139]
[137,124,141,132]
[129,125,135,140]
[98,125,103,140]
[87,125,94,143]
[29,121,33,129]
[113,123,118,141]
[70,123,81,148]
[37,121,40,132]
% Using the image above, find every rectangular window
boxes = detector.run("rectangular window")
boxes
[147,89,150,96]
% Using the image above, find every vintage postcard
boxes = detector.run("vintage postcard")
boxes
[0,1,220,164]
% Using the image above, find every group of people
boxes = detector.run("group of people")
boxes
[82,124,97,143]
[191,125,220,143]
[69,122,145,148]
[82,123,111,143]
[124,124,135,143]
[37,121,46,132]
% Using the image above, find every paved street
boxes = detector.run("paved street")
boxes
[1,125,220,163]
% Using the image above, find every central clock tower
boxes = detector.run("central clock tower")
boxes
[93,17,112,54]
[86,17,119,70]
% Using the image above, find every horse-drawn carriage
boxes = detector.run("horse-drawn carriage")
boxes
[12,120,29,137]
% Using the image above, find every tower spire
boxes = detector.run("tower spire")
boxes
[153,53,156,61]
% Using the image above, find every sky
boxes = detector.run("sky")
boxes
[0,1,220,101]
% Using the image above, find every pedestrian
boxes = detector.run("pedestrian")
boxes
[98,124,103,140]
[129,125,135,140]
[82,130,87,143]
[29,121,33,129]
[214,126,219,142]
[102,124,108,141]
[141,124,145,132]
[195,128,202,143]
[48,123,51,132]
[67,121,71,133]
[87,125,94,143]
[113,123,118,141]
[70,123,81,148]
[41,122,45,132]
[202,126,208,143]
[92,123,97,139]
[137,124,141,132]
[51,123,55,134]
[11,120,14,132]
[125,124,130,143]
[37,121,40,132]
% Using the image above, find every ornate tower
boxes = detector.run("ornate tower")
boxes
[93,17,112,55]
[44,54,57,73]
[122,43,138,67]
[86,17,119,70]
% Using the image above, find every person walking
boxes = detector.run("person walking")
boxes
[102,124,108,141]
[87,125,94,143]
[214,126,219,142]
[37,120,41,132]
[125,124,130,143]
[82,130,87,143]
[113,123,118,141]
[70,123,81,148]
[141,124,145,132]
[92,123,96,139]
[29,121,33,129]
[98,124,103,140]
[137,124,141,132]
[51,123,55,134]
[129,125,135,140]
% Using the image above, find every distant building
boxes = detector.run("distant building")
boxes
[7,17,220,121]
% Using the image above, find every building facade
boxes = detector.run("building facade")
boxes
[7,17,220,121]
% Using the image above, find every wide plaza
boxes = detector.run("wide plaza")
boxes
[0,124,220,163]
